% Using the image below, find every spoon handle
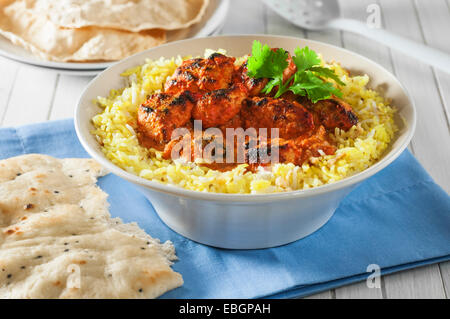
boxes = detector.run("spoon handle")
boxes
[328,18,450,74]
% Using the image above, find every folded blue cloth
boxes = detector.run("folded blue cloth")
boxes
[1,119,449,298]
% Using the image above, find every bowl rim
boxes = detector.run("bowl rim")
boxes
[75,34,417,203]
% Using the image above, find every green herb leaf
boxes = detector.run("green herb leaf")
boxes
[262,78,283,95]
[292,46,321,72]
[289,71,343,103]
[246,41,345,103]
[246,40,288,80]
[310,66,346,86]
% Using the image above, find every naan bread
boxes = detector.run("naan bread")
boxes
[0,154,183,299]
[26,0,210,32]
[0,0,166,62]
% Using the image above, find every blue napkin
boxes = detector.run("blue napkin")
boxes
[1,119,449,298]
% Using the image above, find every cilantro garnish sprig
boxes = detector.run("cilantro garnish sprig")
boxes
[246,40,345,103]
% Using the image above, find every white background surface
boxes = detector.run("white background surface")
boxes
[0,0,448,298]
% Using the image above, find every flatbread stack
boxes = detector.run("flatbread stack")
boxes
[0,0,209,62]
[0,154,183,299]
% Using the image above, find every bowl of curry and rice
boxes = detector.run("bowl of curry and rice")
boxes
[75,35,416,249]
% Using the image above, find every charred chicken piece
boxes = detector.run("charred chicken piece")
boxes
[217,114,244,137]
[234,61,268,96]
[137,91,196,149]
[273,126,336,166]
[192,83,248,128]
[298,96,358,131]
[240,96,315,140]
[243,126,335,170]
[164,53,236,95]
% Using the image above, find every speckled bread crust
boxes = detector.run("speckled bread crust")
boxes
[0,154,182,299]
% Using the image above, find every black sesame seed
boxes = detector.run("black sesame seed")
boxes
[146,241,150,245]
[6,274,12,279]
[16,173,22,176]
[90,217,95,220]
[75,241,79,243]
[138,289,143,293]
[20,266,26,270]
[64,249,69,252]
[69,175,73,178]
[141,247,145,250]
[54,190,59,194]
[35,255,42,259]
[64,242,69,245]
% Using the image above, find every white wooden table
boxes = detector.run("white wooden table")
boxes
[0,0,448,299]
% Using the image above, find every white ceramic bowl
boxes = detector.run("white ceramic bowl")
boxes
[75,35,416,249]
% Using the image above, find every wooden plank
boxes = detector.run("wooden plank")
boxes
[439,261,450,298]
[414,0,450,126]
[2,65,58,126]
[384,264,446,298]
[379,0,450,193]
[336,281,383,299]
[220,0,266,34]
[49,75,93,120]
[0,57,19,126]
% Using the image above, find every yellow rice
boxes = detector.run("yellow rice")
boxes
[91,50,397,194]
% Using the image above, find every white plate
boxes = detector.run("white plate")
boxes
[0,0,229,71]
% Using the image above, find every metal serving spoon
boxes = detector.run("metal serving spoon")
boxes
[263,0,450,74]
